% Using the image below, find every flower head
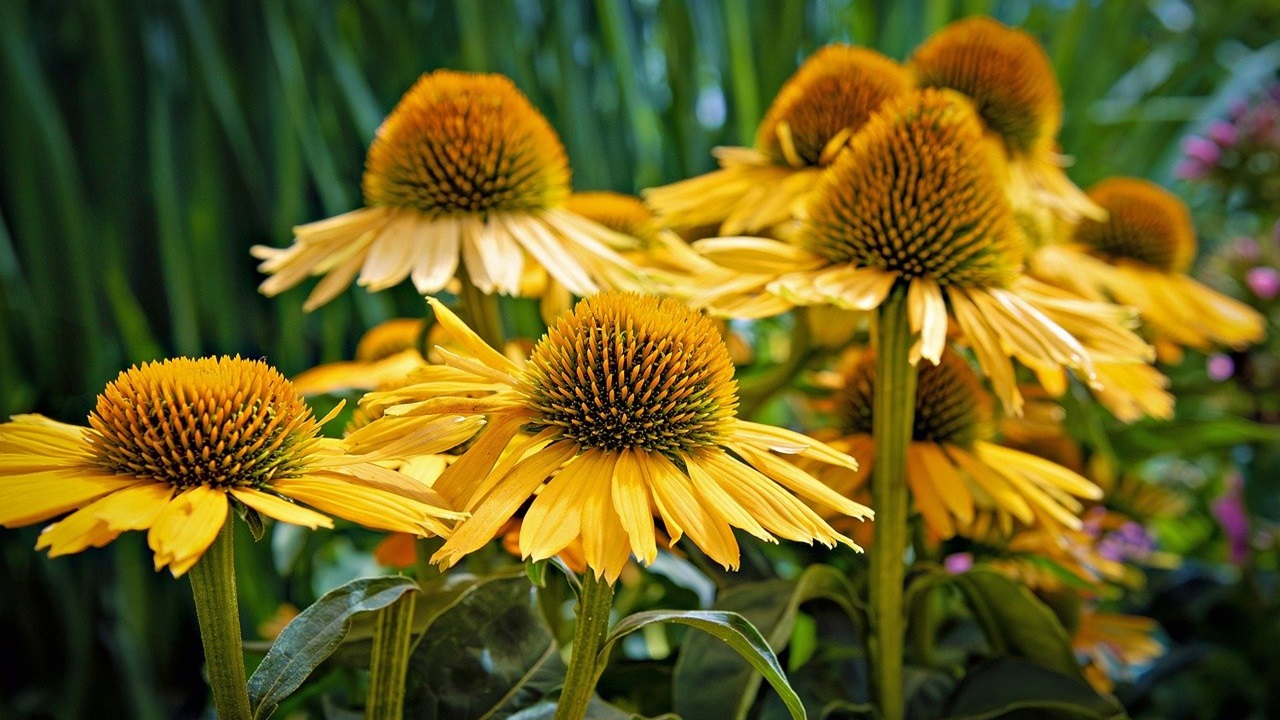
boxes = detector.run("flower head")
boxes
[694,90,1145,413]
[645,45,910,234]
[910,17,1060,158]
[0,357,462,576]
[816,351,1100,540]
[755,45,914,168]
[798,87,1023,288]
[346,292,872,582]
[909,17,1101,222]
[253,70,641,310]
[1071,178,1195,273]
[1033,177,1265,359]
[362,72,569,216]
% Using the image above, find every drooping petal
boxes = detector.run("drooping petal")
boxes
[229,488,334,530]
[36,482,175,556]
[148,485,230,577]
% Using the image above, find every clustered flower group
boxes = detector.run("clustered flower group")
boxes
[1,15,1268,702]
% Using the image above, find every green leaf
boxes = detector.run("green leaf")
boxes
[942,658,1127,720]
[247,575,418,720]
[951,569,1083,682]
[506,697,679,720]
[608,609,808,720]
[403,572,564,720]
[672,565,858,720]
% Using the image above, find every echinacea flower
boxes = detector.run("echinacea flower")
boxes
[0,356,463,576]
[693,90,1148,413]
[292,318,428,396]
[345,292,873,582]
[908,16,1102,223]
[813,350,1102,541]
[253,70,642,311]
[645,45,911,234]
[1031,177,1266,361]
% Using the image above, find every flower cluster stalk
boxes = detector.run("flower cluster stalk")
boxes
[554,572,615,720]
[188,519,251,720]
[869,285,918,720]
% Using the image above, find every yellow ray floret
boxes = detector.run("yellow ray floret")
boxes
[0,357,462,576]
[345,293,872,583]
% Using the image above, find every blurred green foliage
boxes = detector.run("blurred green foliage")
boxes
[3,1,1280,718]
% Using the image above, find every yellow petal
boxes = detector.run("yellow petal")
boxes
[0,469,144,527]
[641,451,740,568]
[519,451,600,562]
[729,442,873,521]
[272,476,454,537]
[610,450,658,565]
[36,482,175,556]
[148,485,230,577]
[229,488,334,530]
[433,441,578,568]
[426,297,521,376]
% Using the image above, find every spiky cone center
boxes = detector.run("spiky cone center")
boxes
[799,89,1025,288]
[362,70,570,217]
[754,44,913,167]
[1071,178,1196,273]
[520,292,738,455]
[838,351,994,448]
[564,191,663,247]
[909,16,1062,157]
[89,357,318,489]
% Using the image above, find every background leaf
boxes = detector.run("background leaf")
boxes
[248,575,418,720]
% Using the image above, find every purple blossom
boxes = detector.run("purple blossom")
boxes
[1206,353,1236,381]
[1174,158,1213,181]
[944,552,973,574]
[1207,120,1239,148]
[1213,474,1250,566]
[1245,266,1280,300]
[1181,135,1221,166]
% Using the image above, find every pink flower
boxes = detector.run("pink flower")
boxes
[1181,135,1221,166]
[1206,353,1235,382]
[1207,121,1239,147]
[1245,266,1280,300]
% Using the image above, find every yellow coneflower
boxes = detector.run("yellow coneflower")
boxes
[0,357,464,576]
[645,45,912,234]
[814,351,1102,541]
[908,16,1102,223]
[1032,177,1266,362]
[292,318,428,396]
[693,90,1149,413]
[253,70,642,311]
[345,292,872,583]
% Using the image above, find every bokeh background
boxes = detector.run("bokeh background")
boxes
[3,1,1280,718]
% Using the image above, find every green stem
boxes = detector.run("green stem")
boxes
[737,307,814,420]
[554,572,615,720]
[365,588,419,720]
[188,518,251,720]
[457,269,505,350]
[869,285,917,720]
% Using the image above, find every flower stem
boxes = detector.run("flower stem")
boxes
[365,587,419,720]
[458,269,505,350]
[554,572,615,720]
[870,284,918,720]
[188,518,251,720]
